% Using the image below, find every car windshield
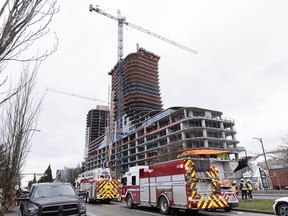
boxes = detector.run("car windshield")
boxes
[99,175,110,180]
[33,184,76,198]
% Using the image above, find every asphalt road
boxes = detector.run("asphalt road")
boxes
[5,201,273,216]
[86,201,272,216]
[7,194,280,216]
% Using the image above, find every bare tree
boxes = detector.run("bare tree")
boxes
[0,0,58,65]
[267,136,288,168]
[0,63,43,211]
[0,0,58,106]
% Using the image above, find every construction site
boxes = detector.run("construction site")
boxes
[82,5,244,180]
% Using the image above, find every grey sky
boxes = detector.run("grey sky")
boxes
[7,0,288,181]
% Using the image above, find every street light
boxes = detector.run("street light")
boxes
[253,137,270,190]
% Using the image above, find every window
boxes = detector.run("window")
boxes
[194,160,210,172]
[130,148,136,155]
[132,176,136,185]
[138,146,145,152]
[121,177,127,186]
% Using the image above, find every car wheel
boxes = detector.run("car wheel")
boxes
[126,194,134,209]
[159,197,170,215]
[278,203,288,216]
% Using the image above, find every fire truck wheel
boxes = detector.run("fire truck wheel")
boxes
[85,193,91,204]
[159,197,170,215]
[126,194,134,209]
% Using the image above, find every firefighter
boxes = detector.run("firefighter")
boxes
[232,181,238,196]
[246,179,253,199]
[239,179,247,200]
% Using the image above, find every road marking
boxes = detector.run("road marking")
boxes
[87,213,97,216]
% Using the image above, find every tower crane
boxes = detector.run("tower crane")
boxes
[89,4,197,62]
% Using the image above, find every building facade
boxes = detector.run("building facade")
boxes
[85,106,241,180]
[84,105,109,159]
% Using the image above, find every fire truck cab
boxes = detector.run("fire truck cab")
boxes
[121,158,227,215]
[75,168,119,203]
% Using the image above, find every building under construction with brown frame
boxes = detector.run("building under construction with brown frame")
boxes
[109,47,163,128]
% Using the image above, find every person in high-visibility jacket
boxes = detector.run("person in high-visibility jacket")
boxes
[239,179,248,200]
[246,179,253,199]
[232,181,238,196]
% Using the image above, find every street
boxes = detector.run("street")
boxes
[6,200,273,216]
[85,201,270,216]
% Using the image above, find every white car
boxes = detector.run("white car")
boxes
[273,197,288,216]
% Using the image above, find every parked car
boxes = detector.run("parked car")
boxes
[220,185,239,211]
[273,197,288,216]
[17,182,87,216]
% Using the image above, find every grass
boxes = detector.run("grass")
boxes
[238,199,274,213]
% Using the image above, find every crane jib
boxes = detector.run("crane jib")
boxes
[89,4,197,55]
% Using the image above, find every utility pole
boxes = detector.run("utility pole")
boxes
[253,137,271,190]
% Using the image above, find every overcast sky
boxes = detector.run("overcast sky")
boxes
[5,0,288,182]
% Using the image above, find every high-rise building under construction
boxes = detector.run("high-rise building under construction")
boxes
[109,47,163,129]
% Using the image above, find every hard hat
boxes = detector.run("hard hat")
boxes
[240,179,244,181]
[247,179,250,182]
[233,180,236,183]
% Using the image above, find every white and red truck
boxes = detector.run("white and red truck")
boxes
[120,158,227,215]
[75,168,120,203]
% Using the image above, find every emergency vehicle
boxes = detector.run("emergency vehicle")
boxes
[120,158,227,215]
[75,168,120,203]
[220,185,239,211]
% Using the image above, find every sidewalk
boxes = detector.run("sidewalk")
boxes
[2,206,18,216]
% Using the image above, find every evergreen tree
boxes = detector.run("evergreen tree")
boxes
[32,174,37,183]
[38,165,53,182]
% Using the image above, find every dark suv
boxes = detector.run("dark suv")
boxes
[18,183,86,216]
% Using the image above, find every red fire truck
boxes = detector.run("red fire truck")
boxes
[75,168,120,203]
[120,158,227,215]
